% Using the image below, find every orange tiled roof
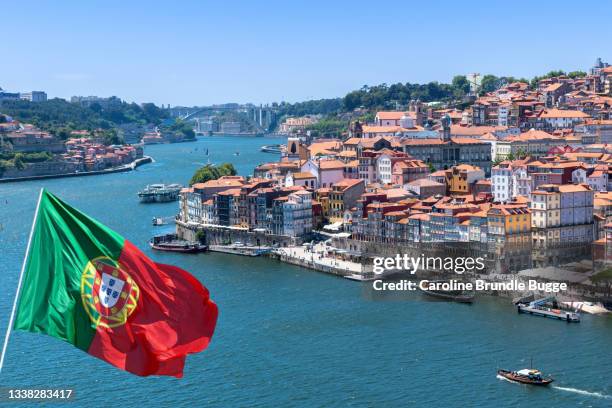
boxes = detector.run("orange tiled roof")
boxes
[540,109,590,119]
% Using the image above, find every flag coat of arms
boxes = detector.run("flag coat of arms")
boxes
[13,190,218,377]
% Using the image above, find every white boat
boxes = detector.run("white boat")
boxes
[562,301,609,314]
[344,272,377,281]
[517,297,580,322]
[138,184,182,203]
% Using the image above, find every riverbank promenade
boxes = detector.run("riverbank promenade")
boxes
[276,243,367,277]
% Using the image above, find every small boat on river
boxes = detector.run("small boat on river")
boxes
[260,144,283,154]
[497,368,554,386]
[138,184,182,203]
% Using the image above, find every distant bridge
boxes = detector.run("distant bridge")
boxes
[168,104,277,133]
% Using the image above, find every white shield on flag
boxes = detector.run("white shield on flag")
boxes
[99,272,125,308]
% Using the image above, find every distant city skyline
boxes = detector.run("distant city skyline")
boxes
[3,0,611,107]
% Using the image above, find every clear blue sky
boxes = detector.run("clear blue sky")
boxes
[2,1,610,107]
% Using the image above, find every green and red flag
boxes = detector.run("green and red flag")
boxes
[13,189,218,377]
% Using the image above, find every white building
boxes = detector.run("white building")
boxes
[540,109,590,129]
[202,199,216,225]
[492,163,530,203]
[186,190,202,223]
[20,91,47,102]
[491,140,512,162]
[498,105,510,127]
[301,159,345,188]
[572,168,588,184]
[587,170,608,192]
[376,154,393,184]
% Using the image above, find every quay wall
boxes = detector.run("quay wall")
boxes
[176,221,302,247]
[0,156,152,183]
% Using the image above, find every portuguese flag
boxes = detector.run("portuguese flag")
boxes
[13,190,218,377]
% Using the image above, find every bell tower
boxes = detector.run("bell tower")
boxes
[441,114,452,142]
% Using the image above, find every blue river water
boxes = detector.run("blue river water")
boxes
[0,136,611,407]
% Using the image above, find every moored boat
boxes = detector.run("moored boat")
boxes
[419,280,475,303]
[497,368,554,386]
[260,144,283,154]
[517,296,580,322]
[344,272,377,282]
[138,183,183,203]
[149,234,207,253]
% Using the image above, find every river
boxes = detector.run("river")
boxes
[0,136,611,407]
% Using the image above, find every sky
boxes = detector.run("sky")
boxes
[1,0,611,107]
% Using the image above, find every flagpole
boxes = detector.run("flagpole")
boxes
[0,188,43,373]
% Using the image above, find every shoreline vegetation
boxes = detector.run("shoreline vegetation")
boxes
[0,156,152,183]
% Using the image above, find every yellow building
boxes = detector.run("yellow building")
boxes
[444,164,485,195]
[315,188,331,219]
[328,179,365,222]
[487,203,532,271]
[488,204,531,238]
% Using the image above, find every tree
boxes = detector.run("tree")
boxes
[189,163,237,185]
[102,129,124,146]
[305,117,347,138]
[164,119,196,140]
[480,75,500,95]
[567,71,587,79]
[451,75,470,97]
[591,268,612,297]
[195,230,206,243]
[13,153,25,170]
[56,127,72,140]
[0,98,169,136]
[218,163,237,176]
[515,148,527,159]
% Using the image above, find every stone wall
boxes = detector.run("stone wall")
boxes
[176,221,302,247]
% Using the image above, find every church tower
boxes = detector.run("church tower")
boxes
[349,120,363,139]
[441,114,452,142]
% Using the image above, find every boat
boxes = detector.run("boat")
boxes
[562,301,609,315]
[149,234,207,253]
[419,280,475,303]
[517,296,580,322]
[497,366,554,386]
[152,217,165,226]
[344,272,377,282]
[138,184,182,203]
[260,144,283,154]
